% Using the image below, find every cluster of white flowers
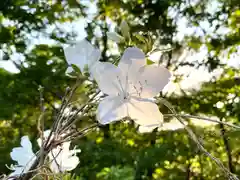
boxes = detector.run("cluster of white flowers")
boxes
[7,21,171,178]
[8,130,80,178]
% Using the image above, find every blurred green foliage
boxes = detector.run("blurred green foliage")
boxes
[0,0,240,179]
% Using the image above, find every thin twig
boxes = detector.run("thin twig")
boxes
[43,86,70,150]
[37,86,46,166]
[59,90,100,133]
[18,89,98,180]
[164,114,240,129]
[159,98,239,180]
[42,84,77,157]
[20,150,50,180]
[59,123,98,143]
[50,148,62,173]
[30,171,61,180]
[55,81,80,133]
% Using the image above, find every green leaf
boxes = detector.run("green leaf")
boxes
[146,59,155,65]
[71,64,82,74]
[133,34,145,43]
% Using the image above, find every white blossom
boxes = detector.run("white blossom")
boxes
[9,136,36,177]
[94,47,171,128]
[64,39,101,74]
[37,130,81,173]
[48,141,81,173]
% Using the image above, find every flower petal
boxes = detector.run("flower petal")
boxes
[97,96,128,124]
[159,119,185,131]
[10,147,28,165]
[10,136,36,167]
[48,147,63,173]
[9,166,24,177]
[60,156,79,172]
[50,156,79,173]
[20,136,32,151]
[138,125,157,133]
[61,141,71,150]
[127,97,163,127]
[48,142,80,173]
[37,129,52,147]
[11,148,35,166]
[92,62,125,96]
[22,156,36,173]
[133,65,171,98]
[118,47,146,76]
[117,47,146,93]
[64,39,101,72]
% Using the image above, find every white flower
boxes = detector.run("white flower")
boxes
[107,32,124,43]
[9,136,36,177]
[48,141,81,173]
[37,130,81,173]
[64,39,101,74]
[94,47,171,127]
